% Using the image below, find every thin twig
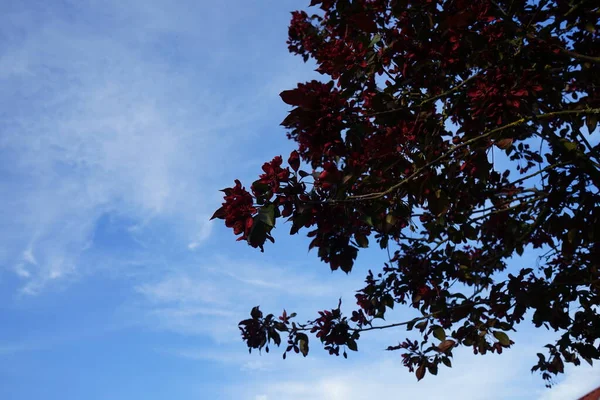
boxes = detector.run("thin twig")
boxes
[467,194,550,224]
[347,108,600,202]
[364,72,481,117]
[507,162,569,187]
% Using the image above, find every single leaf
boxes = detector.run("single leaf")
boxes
[288,150,300,172]
[495,138,514,149]
[257,204,276,227]
[379,235,389,249]
[252,180,270,194]
[516,245,524,256]
[428,363,438,376]
[415,363,426,381]
[247,219,272,250]
[442,357,452,368]
[273,322,288,332]
[299,339,309,357]
[210,207,226,220]
[280,89,305,106]
[568,229,577,244]
[561,140,578,152]
[553,356,564,373]
[355,233,369,248]
[433,326,446,341]
[347,339,358,351]
[493,331,510,346]
[385,214,397,226]
[270,330,281,346]
[250,306,262,320]
[438,339,456,353]
[415,320,428,332]
[369,33,381,48]
[586,115,598,133]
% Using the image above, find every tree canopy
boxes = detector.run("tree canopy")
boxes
[211,0,600,384]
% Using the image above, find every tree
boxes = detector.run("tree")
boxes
[211,0,600,384]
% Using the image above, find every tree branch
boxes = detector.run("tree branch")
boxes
[507,162,569,187]
[353,314,431,333]
[492,0,600,64]
[468,193,550,224]
[558,48,600,64]
[347,108,600,202]
[364,72,481,117]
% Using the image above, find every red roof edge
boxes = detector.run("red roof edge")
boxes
[579,387,600,400]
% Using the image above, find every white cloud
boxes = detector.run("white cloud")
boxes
[136,275,227,306]
[187,214,213,250]
[129,253,599,400]
[0,0,297,294]
[240,355,533,400]
[131,254,363,343]
[536,364,600,400]
[230,349,599,400]
[160,346,275,372]
[0,343,39,355]
[209,322,599,400]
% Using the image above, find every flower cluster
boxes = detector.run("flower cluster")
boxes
[211,180,256,242]
[310,308,354,356]
[281,81,348,167]
[468,68,544,125]
[254,156,290,195]
[288,11,320,61]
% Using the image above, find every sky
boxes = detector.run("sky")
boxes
[0,1,598,399]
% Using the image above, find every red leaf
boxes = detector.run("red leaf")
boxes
[288,150,300,172]
[210,206,226,220]
[349,13,377,33]
[495,138,513,149]
[446,10,474,29]
[416,363,426,381]
[438,340,456,353]
[513,89,528,97]
[280,89,306,106]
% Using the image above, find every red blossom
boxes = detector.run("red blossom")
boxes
[212,180,256,241]
[256,156,290,193]
[288,150,300,172]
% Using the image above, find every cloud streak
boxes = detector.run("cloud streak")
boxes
[131,254,360,342]
[228,341,599,400]
[0,0,301,294]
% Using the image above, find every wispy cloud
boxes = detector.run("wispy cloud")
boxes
[536,364,600,400]
[0,0,303,295]
[229,342,599,400]
[159,346,275,372]
[131,255,359,342]
[226,353,532,400]
[0,342,40,356]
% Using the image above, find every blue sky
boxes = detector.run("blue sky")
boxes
[0,1,598,399]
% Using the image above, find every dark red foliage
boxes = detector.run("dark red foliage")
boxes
[211,180,256,242]
[255,156,290,194]
[213,0,600,385]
